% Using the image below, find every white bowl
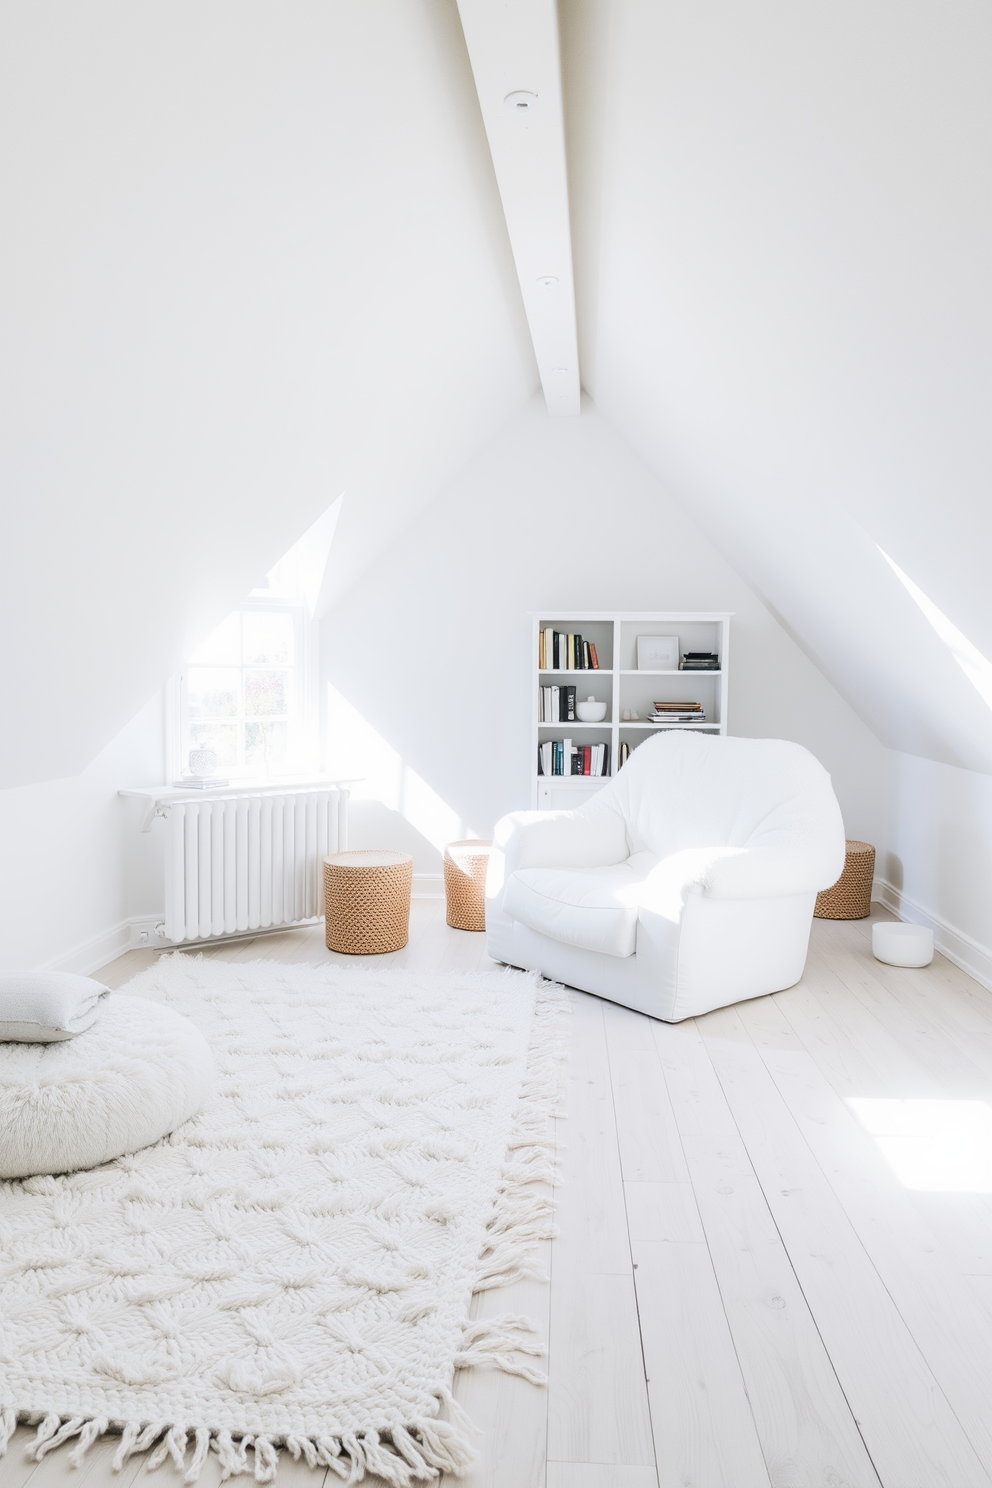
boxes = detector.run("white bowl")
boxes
[872,922,934,968]
[575,698,608,722]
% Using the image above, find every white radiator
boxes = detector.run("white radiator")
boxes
[161,787,348,944]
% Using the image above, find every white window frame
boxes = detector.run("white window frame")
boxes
[168,596,318,783]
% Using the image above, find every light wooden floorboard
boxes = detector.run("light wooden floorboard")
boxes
[659,1013,883,1488]
[700,998,992,1488]
[6,914,992,1488]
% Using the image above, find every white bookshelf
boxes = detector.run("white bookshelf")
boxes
[532,611,732,809]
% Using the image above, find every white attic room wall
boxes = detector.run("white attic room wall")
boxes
[1,0,537,790]
[0,695,165,973]
[320,396,887,881]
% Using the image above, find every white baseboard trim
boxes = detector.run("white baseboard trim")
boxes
[42,919,133,977]
[412,873,443,899]
[873,876,992,994]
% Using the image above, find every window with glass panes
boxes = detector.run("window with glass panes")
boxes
[180,602,303,776]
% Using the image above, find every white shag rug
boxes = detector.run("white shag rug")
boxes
[0,957,569,1485]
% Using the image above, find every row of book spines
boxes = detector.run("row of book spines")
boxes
[538,741,610,777]
[538,629,600,670]
[539,684,575,723]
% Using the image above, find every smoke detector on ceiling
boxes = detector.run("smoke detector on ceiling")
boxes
[504,91,538,113]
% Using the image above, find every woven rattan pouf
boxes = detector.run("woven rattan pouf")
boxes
[815,839,875,920]
[323,850,413,954]
[443,839,493,932]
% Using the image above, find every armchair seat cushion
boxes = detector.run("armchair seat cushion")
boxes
[503,852,658,958]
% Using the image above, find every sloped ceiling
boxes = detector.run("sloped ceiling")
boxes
[563,0,992,773]
[1,0,536,786]
[4,0,990,785]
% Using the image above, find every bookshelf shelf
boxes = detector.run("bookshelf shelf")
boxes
[532,611,732,808]
[620,720,720,730]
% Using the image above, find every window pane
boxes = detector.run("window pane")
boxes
[188,613,241,666]
[245,669,288,716]
[243,611,294,666]
[246,720,289,769]
[187,667,239,717]
[189,722,238,768]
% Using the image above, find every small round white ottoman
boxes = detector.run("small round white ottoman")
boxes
[0,995,215,1179]
[872,922,934,968]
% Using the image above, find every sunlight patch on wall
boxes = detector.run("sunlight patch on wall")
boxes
[849,1097,992,1192]
[325,684,469,850]
[879,548,992,713]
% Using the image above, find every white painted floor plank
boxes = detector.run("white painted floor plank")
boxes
[546,1466,658,1488]
[550,992,631,1277]
[602,1002,690,1185]
[659,1014,881,1488]
[737,992,992,1472]
[632,1238,772,1488]
[700,1000,992,1488]
[547,1272,655,1468]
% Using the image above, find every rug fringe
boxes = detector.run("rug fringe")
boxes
[0,1410,478,1486]
[455,1315,548,1385]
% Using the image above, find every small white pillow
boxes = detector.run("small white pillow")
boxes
[0,972,110,1042]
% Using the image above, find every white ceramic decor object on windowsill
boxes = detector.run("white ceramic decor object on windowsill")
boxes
[576,696,607,722]
[872,922,934,967]
[189,748,217,778]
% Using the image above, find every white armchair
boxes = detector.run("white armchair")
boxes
[486,732,846,1022]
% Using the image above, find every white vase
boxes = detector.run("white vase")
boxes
[189,748,217,778]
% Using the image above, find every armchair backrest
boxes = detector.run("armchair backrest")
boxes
[580,733,844,876]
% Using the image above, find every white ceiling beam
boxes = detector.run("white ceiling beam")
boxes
[456,0,580,416]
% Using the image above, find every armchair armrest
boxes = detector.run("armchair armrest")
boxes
[486,803,628,914]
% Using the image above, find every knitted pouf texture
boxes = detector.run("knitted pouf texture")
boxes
[0,956,569,1485]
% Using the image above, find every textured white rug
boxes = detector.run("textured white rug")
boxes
[0,957,569,1485]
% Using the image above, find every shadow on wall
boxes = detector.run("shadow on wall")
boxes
[325,685,482,874]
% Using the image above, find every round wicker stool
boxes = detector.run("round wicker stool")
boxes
[323,850,413,954]
[815,839,875,920]
[443,839,493,932]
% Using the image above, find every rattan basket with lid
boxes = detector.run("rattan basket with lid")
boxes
[323,849,413,953]
[814,839,875,920]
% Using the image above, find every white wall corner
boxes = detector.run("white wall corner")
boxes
[42,919,133,978]
[873,876,992,995]
[412,874,444,899]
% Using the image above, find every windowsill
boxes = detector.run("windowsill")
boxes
[120,775,362,801]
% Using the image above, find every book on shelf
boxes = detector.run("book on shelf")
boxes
[648,713,707,723]
[537,738,609,777]
[539,628,601,670]
[679,651,720,671]
[618,741,631,768]
[648,700,706,722]
[539,684,575,722]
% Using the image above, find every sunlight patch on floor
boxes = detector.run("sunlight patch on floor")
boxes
[849,1097,992,1192]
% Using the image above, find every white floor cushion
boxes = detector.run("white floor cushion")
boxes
[503,854,657,958]
[0,994,215,1179]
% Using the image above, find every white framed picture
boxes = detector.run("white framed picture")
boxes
[637,634,679,670]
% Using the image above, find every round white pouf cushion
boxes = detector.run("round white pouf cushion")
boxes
[872,921,934,968]
[0,994,215,1179]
